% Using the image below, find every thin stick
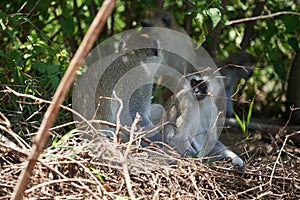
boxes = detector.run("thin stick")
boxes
[113,91,123,146]
[123,113,141,200]
[11,1,116,199]
[269,131,299,186]
[0,111,29,150]
[226,11,300,26]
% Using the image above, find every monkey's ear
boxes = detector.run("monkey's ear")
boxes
[162,13,171,27]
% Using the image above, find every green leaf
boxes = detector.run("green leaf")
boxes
[234,112,246,134]
[91,167,105,183]
[37,0,51,11]
[51,75,60,90]
[282,15,300,34]
[47,64,60,74]
[59,16,75,38]
[247,97,255,124]
[51,129,77,147]
[227,133,242,141]
[264,21,277,42]
[197,32,206,46]
[206,8,221,28]
[288,37,299,52]
[51,136,59,147]
[274,61,287,80]
[32,62,47,73]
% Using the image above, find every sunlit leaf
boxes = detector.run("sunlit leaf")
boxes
[59,16,75,38]
[206,8,221,28]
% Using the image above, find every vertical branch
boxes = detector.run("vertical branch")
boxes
[240,0,265,50]
[207,0,228,57]
[74,0,84,40]
[183,3,193,35]
[124,0,136,30]
[287,50,300,124]
[123,113,141,200]
[11,1,116,199]
[88,0,97,16]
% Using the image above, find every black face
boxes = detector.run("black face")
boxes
[190,78,209,101]
[141,19,152,27]
[141,12,171,28]
[162,13,171,27]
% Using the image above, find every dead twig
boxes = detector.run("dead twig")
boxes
[269,131,300,186]
[122,113,141,200]
[25,178,97,193]
[0,112,30,150]
[226,11,300,26]
[113,91,123,146]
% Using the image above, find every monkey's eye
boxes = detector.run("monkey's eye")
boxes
[162,14,171,27]
[190,78,199,88]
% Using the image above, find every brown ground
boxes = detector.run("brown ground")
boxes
[1,119,299,199]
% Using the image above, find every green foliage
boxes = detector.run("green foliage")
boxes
[169,0,223,45]
[205,8,222,28]
[90,167,105,183]
[234,97,255,138]
[50,128,77,148]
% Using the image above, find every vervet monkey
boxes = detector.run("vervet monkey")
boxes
[141,9,223,113]
[141,10,244,166]
[162,75,244,166]
[217,51,255,117]
[73,32,164,137]
[142,9,255,117]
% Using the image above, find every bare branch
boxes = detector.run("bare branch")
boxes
[113,91,123,146]
[123,113,141,200]
[226,11,300,26]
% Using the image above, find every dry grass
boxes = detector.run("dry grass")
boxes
[1,121,300,199]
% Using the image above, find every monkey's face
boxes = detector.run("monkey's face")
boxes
[221,51,256,80]
[141,9,178,30]
[118,33,161,57]
[189,76,209,101]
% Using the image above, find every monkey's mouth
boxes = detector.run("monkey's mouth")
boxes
[193,86,210,101]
